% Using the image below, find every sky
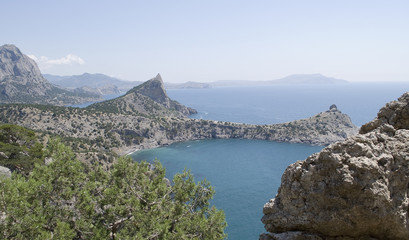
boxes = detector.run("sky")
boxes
[3,0,409,83]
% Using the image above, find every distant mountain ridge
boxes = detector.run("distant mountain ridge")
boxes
[0,44,102,105]
[44,73,142,94]
[45,73,212,91]
[45,72,348,91]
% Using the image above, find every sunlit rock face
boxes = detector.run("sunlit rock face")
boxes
[0,44,101,105]
[261,92,409,240]
[0,44,52,98]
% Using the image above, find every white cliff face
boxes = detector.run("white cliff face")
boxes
[261,92,409,240]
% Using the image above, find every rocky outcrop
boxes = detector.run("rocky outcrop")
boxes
[0,44,52,97]
[0,44,101,105]
[261,92,409,240]
[266,105,357,145]
[130,74,170,106]
[87,74,197,117]
[130,74,197,116]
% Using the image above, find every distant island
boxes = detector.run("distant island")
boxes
[210,74,348,87]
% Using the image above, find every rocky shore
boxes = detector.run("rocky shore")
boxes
[132,104,358,150]
[260,92,409,240]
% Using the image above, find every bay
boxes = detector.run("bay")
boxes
[132,139,322,240]
[132,82,409,239]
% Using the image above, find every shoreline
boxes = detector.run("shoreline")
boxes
[126,149,139,156]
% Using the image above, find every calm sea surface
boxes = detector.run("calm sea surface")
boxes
[132,82,409,239]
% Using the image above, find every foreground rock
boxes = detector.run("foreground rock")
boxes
[0,166,11,178]
[261,92,409,240]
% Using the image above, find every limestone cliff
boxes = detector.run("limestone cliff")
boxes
[261,92,409,240]
[0,44,101,105]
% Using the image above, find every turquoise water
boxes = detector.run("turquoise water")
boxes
[132,82,409,239]
[132,139,322,239]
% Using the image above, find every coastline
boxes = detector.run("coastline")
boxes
[126,149,139,156]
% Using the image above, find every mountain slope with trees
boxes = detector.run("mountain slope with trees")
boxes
[0,124,44,175]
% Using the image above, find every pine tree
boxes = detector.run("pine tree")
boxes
[0,139,227,239]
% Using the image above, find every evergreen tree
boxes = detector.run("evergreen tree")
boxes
[0,139,226,239]
[0,124,44,175]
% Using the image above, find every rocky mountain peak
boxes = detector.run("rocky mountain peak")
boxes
[154,73,163,81]
[89,74,197,117]
[260,92,409,240]
[0,44,101,105]
[0,44,43,81]
[127,73,170,107]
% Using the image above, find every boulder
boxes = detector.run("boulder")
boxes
[261,92,409,240]
[0,166,11,178]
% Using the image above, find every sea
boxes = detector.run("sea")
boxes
[131,82,408,240]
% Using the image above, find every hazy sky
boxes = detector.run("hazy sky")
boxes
[3,0,409,83]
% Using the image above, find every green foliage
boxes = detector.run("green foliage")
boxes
[0,139,227,239]
[0,124,44,174]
